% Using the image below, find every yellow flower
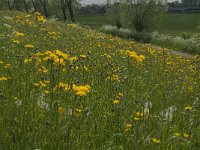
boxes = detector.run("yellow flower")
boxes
[175,132,181,137]
[124,123,132,132]
[184,105,192,111]
[107,74,119,81]
[38,66,48,73]
[113,99,120,105]
[36,15,46,24]
[58,106,65,114]
[34,83,40,87]
[24,58,32,64]
[0,76,8,81]
[118,93,123,97]
[134,117,140,121]
[72,84,91,96]
[67,24,77,28]
[15,32,24,37]
[84,65,89,71]
[12,40,20,44]
[4,64,11,69]
[69,56,78,63]
[135,112,144,118]
[152,138,161,144]
[136,55,145,63]
[75,108,83,113]
[80,54,87,58]
[24,44,34,48]
[45,90,50,94]
[183,133,189,139]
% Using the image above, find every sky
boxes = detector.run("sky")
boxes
[81,0,180,5]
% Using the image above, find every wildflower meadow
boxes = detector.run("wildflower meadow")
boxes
[0,11,200,149]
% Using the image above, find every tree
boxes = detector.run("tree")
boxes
[7,0,17,10]
[60,0,68,20]
[22,0,28,11]
[66,0,76,23]
[124,0,167,32]
[39,0,48,17]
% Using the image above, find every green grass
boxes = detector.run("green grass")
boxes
[158,13,200,35]
[0,11,200,149]
[76,13,200,34]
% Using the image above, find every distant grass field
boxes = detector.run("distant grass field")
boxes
[76,13,200,34]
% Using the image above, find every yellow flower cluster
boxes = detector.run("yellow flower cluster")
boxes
[0,76,10,81]
[124,123,132,132]
[72,84,91,96]
[125,50,145,63]
[54,82,70,92]
[184,105,192,111]
[48,31,59,36]
[134,112,144,121]
[152,138,161,144]
[67,24,77,29]
[174,132,190,139]
[15,32,24,37]
[24,44,34,48]
[107,74,119,81]
[34,80,50,88]
[43,50,69,65]
[35,12,46,24]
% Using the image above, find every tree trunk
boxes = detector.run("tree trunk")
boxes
[31,0,37,12]
[8,0,12,10]
[23,0,28,12]
[61,6,67,20]
[43,5,48,17]
[42,0,48,17]
[67,0,75,23]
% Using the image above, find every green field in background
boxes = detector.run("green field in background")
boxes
[76,13,200,34]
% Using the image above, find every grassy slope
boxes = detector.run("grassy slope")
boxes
[0,11,200,149]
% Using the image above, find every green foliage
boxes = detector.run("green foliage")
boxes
[124,0,167,32]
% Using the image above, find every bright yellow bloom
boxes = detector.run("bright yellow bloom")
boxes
[36,15,46,24]
[152,138,161,144]
[113,99,120,105]
[12,40,20,44]
[72,84,91,96]
[15,32,24,37]
[34,83,40,87]
[0,76,8,81]
[136,55,145,63]
[135,112,144,118]
[80,54,87,58]
[67,24,77,28]
[24,58,32,64]
[75,108,83,113]
[175,132,181,137]
[183,133,189,139]
[24,44,34,48]
[4,64,11,69]
[84,65,89,71]
[124,123,132,132]
[45,90,50,94]
[134,117,140,121]
[184,105,192,111]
